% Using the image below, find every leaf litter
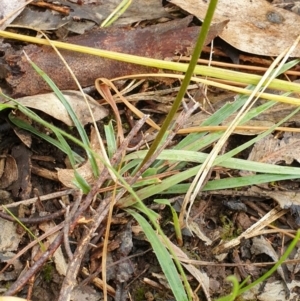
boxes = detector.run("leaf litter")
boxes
[170,0,300,56]
[1,0,300,300]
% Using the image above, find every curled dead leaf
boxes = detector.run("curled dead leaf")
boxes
[247,132,300,165]
[7,91,108,126]
[0,155,18,189]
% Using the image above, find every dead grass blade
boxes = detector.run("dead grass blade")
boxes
[181,35,300,227]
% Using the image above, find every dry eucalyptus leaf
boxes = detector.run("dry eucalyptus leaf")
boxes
[257,280,300,301]
[10,91,108,127]
[0,0,27,30]
[12,0,170,34]
[12,127,32,148]
[12,7,70,31]
[10,144,32,200]
[3,17,226,96]
[0,219,22,252]
[9,110,32,147]
[249,186,300,214]
[251,236,281,265]
[0,252,23,283]
[241,280,300,301]
[247,132,300,165]
[70,287,102,301]
[170,0,300,56]
[187,220,212,245]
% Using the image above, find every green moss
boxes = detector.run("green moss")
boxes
[42,262,54,283]
[220,214,241,241]
[132,285,147,301]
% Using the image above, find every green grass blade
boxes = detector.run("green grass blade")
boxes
[118,167,300,207]
[216,275,240,301]
[125,150,300,175]
[2,206,46,251]
[73,170,91,193]
[9,113,84,163]
[101,0,132,27]
[119,159,140,175]
[176,59,299,153]
[0,103,14,111]
[126,209,189,301]
[2,37,300,94]
[155,199,182,245]
[104,121,117,158]
[55,131,77,167]
[137,0,219,170]
[161,173,300,194]
[175,93,252,151]
[1,92,89,151]
[25,58,99,176]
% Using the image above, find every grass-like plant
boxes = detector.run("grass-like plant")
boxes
[1,0,300,299]
[216,230,300,301]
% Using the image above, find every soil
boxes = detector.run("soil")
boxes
[1,1,300,301]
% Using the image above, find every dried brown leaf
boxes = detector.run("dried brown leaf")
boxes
[247,132,300,165]
[170,0,300,56]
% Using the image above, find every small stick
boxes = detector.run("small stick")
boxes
[0,208,66,224]
[57,115,149,301]
[63,190,83,261]
[57,197,111,301]
[63,206,74,260]
[116,101,200,207]
[0,223,64,274]
[3,232,64,295]
[0,189,75,209]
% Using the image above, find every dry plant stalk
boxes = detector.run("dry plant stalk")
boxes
[180,35,300,227]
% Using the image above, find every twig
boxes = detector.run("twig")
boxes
[4,115,149,298]
[79,249,151,287]
[3,232,64,295]
[57,197,111,301]
[63,190,83,261]
[63,206,73,260]
[2,190,82,294]
[0,208,66,224]
[0,222,64,274]
[0,189,75,210]
[116,101,200,207]
[57,116,149,301]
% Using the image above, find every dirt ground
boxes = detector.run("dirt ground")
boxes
[1,1,300,301]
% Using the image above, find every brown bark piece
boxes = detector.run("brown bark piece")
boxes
[3,18,227,96]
